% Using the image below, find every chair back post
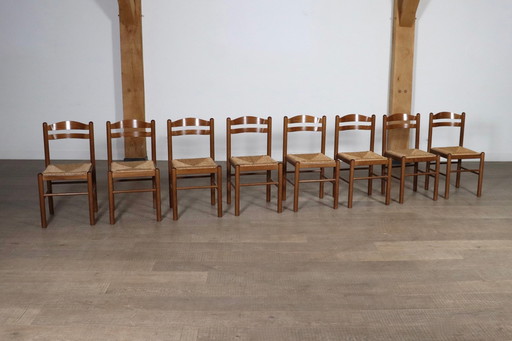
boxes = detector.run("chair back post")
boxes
[382,115,388,154]
[369,114,376,152]
[266,116,272,157]
[333,115,340,158]
[150,120,157,164]
[42,122,51,167]
[167,119,174,165]
[88,122,96,168]
[460,112,466,147]
[226,117,232,164]
[282,116,289,161]
[414,113,421,149]
[427,112,434,152]
[320,115,327,155]
[106,121,113,170]
[209,118,215,160]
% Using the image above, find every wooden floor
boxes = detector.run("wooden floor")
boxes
[1,160,512,341]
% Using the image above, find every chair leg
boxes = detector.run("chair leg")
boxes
[227,166,232,205]
[38,174,47,228]
[235,165,241,216]
[92,170,98,212]
[282,162,287,201]
[216,166,223,217]
[171,168,178,221]
[456,159,462,188]
[108,171,115,224]
[266,170,271,202]
[385,159,392,205]
[168,170,173,209]
[399,158,406,204]
[210,173,216,205]
[155,168,162,222]
[47,180,54,215]
[413,163,418,192]
[152,177,157,209]
[348,160,355,208]
[277,163,283,213]
[319,168,325,199]
[333,161,340,209]
[424,161,430,190]
[293,163,300,212]
[444,155,452,199]
[433,156,440,201]
[381,164,386,195]
[87,172,95,225]
[368,165,373,196]
[477,153,485,197]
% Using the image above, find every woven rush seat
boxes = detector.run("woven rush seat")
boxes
[230,155,277,167]
[111,160,155,172]
[172,157,217,169]
[386,148,435,159]
[43,162,92,176]
[430,146,479,156]
[287,153,336,165]
[338,151,388,162]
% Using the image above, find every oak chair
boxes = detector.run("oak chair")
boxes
[334,114,392,208]
[168,118,222,220]
[426,112,484,199]
[37,121,98,228]
[226,116,282,216]
[283,115,340,211]
[382,113,440,203]
[106,119,162,224]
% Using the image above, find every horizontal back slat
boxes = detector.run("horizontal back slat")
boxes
[287,115,320,124]
[230,116,268,125]
[110,131,151,138]
[48,133,90,140]
[338,114,371,123]
[110,119,151,129]
[47,121,89,131]
[172,129,211,136]
[230,127,268,134]
[386,121,418,129]
[171,117,210,127]
[287,126,322,132]
[339,124,372,131]
[432,121,461,128]
[432,112,462,120]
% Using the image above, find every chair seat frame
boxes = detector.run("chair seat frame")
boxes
[227,116,282,216]
[168,118,222,220]
[283,115,340,212]
[37,121,98,228]
[335,114,392,208]
[426,111,485,199]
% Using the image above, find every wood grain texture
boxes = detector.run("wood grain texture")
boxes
[118,0,146,159]
[1,160,512,340]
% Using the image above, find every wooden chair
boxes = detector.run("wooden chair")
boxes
[106,119,161,224]
[426,112,485,199]
[283,115,340,211]
[334,114,392,208]
[226,116,282,216]
[37,121,98,228]
[168,118,222,220]
[382,113,440,204]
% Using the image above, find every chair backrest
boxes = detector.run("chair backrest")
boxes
[106,119,156,166]
[167,117,215,162]
[226,116,272,160]
[334,114,376,157]
[427,112,465,151]
[42,121,95,168]
[283,115,327,158]
[382,113,420,153]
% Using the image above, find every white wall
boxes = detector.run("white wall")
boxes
[1,0,511,161]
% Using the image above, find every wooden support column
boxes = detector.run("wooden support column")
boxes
[118,0,146,159]
[388,0,420,150]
